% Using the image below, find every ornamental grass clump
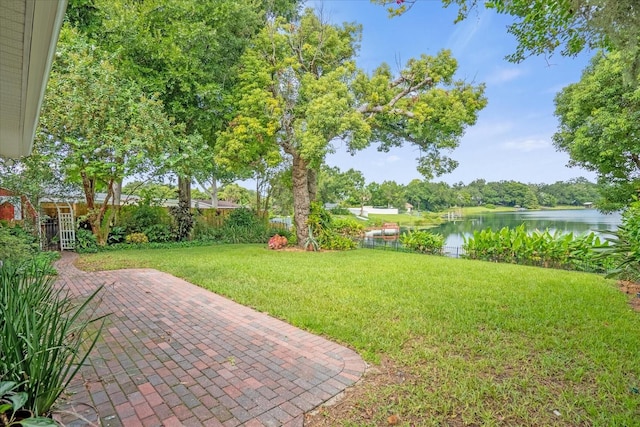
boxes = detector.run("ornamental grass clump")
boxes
[0,259,105,417]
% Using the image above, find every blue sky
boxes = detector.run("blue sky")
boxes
[308,0,597,185]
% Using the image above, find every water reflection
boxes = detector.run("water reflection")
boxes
[430,209,622,247]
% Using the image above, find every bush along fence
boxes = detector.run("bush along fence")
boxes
[361,225,615,274]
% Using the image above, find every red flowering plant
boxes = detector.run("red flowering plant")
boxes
[268,234,288,250]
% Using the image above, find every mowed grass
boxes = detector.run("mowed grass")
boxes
[77,246,640,425]
[368,213,443,226]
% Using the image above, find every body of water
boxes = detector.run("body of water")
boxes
[430,209,622,248]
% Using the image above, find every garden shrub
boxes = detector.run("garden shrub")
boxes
[225,208,258,228]
[107,225,126,244]
[268,234,288,249]
[330,206,351,215]
[119,204,174,243]
[400,230,445,255]
[321,233,357,250]
[332,218,365,239]
[0,226,37,263]
[307,202,333,238]
[463,224,611,272]
[484,204,496,209]
[192,216,223,241]
[220,208,270,243]
[144,223,173,243]
[125,232,149,244]
[599,200,640,281]
[74,228,99,253]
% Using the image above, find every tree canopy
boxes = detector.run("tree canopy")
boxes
[375,0,640,83]
[66,0,301,237]
[554,51,640,211]
[217,9,486,245]
[36,26,177,243]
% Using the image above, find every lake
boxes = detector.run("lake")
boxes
[430,209,622,248]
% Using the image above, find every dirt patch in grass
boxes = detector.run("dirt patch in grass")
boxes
[304,358,426,427]
[619,280,640,312]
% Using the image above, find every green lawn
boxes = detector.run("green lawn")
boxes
[368,212,443,227]
[78,246,640,426]
[458,206,515,214]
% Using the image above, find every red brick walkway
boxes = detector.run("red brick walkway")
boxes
[55,253,365,426]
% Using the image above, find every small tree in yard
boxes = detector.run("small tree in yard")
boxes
[36,26,178,245]
[217,9,486,247]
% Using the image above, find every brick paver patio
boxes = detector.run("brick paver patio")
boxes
[54,253,365,426]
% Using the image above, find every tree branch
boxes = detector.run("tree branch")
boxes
[357,73,432,117]
[359,106,416,118]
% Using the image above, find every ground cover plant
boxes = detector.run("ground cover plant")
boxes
[76,246,640,426]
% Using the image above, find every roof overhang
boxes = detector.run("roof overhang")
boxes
[0,0,68,159]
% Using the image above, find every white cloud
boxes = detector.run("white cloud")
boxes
[386,155,400,163]
[502,138,550,152]
[446,10,491,55]
[485,67,526,85]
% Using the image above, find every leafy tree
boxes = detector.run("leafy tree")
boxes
[36,26,177,244]
[405,179,427,212]
[218,184,254,207]
[269,167,294,216]
[378,180,405,208]
[404,180,455,212]
[121,181,177,206]
[365,182,383,207]
[0,151,82,211]
[466,179,486,206]
[317,166,368,207]
[554,52,640,211]
[539,178,600,206]
[68,0,301,238]
[218,9,486,245]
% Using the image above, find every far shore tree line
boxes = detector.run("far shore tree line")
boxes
[121,174,601,216]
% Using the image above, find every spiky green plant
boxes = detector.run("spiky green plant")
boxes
[303,225,320,251]
[0,259,105,416]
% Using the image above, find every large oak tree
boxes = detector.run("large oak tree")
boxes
[554,51,640,210]
[217,9,486,245]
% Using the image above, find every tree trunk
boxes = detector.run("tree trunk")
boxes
[256,179,262,217]
[113,179,122,207]
[292,154,311,247]
[307,168,318,202]
[80,172,101,238]
[178,176,191,207]
[80,172,113,245]
[174,175,194,241]
[112,178,123,224]
[210,179,218,209]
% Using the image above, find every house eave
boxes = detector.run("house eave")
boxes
[0,0,68,159]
